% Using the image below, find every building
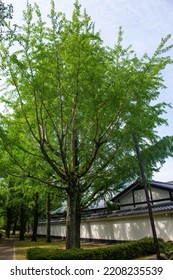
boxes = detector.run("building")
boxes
[37,180,173,242]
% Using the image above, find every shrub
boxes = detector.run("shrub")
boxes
[159,241,173,259]
[27,238,162,260]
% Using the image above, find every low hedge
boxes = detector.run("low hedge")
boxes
[27,238,162,260]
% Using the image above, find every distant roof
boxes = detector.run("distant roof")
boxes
[86,199,107,210]
[50,199,107,216]
[111,180,173,203]
[50,205,67,215]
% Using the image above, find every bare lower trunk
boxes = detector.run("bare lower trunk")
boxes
[66,185,81,249]
[76,198,81,248]
[19,203,27,241]
[66,125,81,249]
[12,217,18,235]
[66,191,77,249]
[31,192,39,242]
[5,208,12,238]
[132,133,161,260]
[46,192,51,243]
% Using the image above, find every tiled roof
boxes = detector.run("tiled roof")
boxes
[151,181,173,191]
[38,202,173,224]
[116,202,173,216]
[82,202,173,220]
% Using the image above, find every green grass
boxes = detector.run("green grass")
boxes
[15,238,65,260]
[14,237,109,260]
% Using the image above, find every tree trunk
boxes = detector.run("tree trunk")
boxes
[5,208,12,238]
[12,217,18,235]
[46,191,51,243]
[65,121,81,249]
[19,203,27,241]
[76,196,81,248]
[31,192,39,242]
[66,184,80,249]
[132,133,161,260]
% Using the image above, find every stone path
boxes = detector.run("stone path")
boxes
[0,239,15,260]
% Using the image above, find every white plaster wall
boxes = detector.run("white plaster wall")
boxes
[37,221,66,237]
[119,187,171,209]
[37,223,46,236]
[51,223,66,237]
[119,192,133,209]
[154,214,173,241]
[81,217,151,241]
[134,189,146,203]
[151,188,170,202]
[37,213,173,242]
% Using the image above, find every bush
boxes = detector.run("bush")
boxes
[27,238,162,260]
[159,241,173,259]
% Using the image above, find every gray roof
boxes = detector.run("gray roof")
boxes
[50,205,67,215]
[151,180,173,190]
[82,202,173,220]
[50,199,108,216]
[39,202,173,224]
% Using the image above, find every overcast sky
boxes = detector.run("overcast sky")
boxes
[4,0,173,182]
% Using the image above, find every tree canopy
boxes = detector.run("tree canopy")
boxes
[0,0,13,41]
[0,0,173,248]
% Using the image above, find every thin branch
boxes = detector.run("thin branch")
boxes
[39,142,67,181]
[26,173,66,191]
[39,98,69,176]
[2,141,29,175]
[79,141,102,178]
[8,69,40,144]
[15,143,43,159]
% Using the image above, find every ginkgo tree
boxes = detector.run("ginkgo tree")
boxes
[0,0,13,41]
[0,0,173,249]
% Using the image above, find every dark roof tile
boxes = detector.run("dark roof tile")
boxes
[82,202,173,220]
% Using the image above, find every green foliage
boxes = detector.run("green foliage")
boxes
[0,229,5,239]
[0,1,13,26]
[27,238,160,260]
[159,241,173,260]
[0,0,13,41]
[0,0,173,248]
[1,1,172,184]
[0,174,59,239]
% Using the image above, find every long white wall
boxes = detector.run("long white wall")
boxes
[37,213,173,242]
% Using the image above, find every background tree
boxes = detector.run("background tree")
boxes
[0,177,16,238]
[0,0,173,249]
[0,0,13,41]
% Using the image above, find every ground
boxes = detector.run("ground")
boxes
[0,236,160,260]
[0,239,15,260]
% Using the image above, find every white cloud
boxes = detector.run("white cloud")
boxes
[153,157,173,182]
